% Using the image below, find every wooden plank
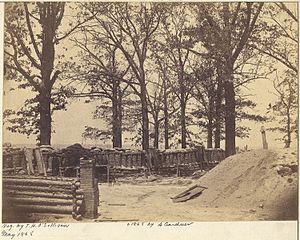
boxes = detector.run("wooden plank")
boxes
[107,166,110,183]
[108,203,126,206]
[171,184,207,203]
[34,148,47,176]
[176,154,180,177]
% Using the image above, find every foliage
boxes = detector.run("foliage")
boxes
[267,70,298,147]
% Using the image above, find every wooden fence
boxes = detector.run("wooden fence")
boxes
[3,146,225,179]
[3,149,26,175]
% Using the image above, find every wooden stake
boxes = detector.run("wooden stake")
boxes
[260,126,268,149]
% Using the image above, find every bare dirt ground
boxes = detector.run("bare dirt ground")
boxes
[13,147,298,222]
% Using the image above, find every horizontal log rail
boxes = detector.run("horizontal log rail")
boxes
[3,178,75,187]
[4,184,78,194]
[5,190,83,200]
[13,205,74,214]
[7,197,74,206]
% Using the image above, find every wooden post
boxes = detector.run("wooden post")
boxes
[202,146,209,169]
[34,148,47,176]
[115,152,121,167]
[24,148,35,175]
[128,154,133,168]
[176,153,180,177]
[80,158,99,219]
[260,126,268,149]
[40,145,53,175]
[12,153,17,174]
[20,151,27,173]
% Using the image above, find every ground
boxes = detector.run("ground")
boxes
[5,148,298,222]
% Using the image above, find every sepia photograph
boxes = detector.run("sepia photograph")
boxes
[1,1,298,226]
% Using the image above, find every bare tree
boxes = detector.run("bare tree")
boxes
[249,3,298,73]
[4,2,90,145]
[192,2,264,156]
[160,3,197,148]
[268,70,297,148]
[82,2,163,150]
[70,28,131,147]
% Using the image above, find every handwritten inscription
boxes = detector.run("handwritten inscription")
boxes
[1,223,69,239]
[127,222,194,227]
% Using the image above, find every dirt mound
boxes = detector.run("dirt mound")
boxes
[186,148,298,220]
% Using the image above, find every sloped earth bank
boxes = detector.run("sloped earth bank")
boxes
[187,148,298,220]
[10,148,297,222]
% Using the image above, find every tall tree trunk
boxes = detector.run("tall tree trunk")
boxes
[224,79,236,157]
[39,12,55,146]
[153,119,159,149]
[112,80,122,148]
[163,78,169,149]
[112,99,122,148]
[117,89,122,148]
[164,101,169,149]
[207,118,213,149]
[285,109,291,148]
[214,77,222,148]
[180,95,187,149]
[140,83,149,150]
[222,3,236,156]
[207,96,213,148]
[39,92,51,145]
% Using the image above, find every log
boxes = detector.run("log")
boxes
[6,197,74,206]
[15,204,73,214]
[75,195,84,200]
[74,181,81,188]
[75,199,83,206]
[5,190,80,200]
[76,189,84,195]
[74,206,81,214]
[2,175,77,182]
[3,178,73,187]
[3,185,74,194]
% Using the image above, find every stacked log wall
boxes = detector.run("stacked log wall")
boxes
[2,160,99,220]
[2,176,83,220]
